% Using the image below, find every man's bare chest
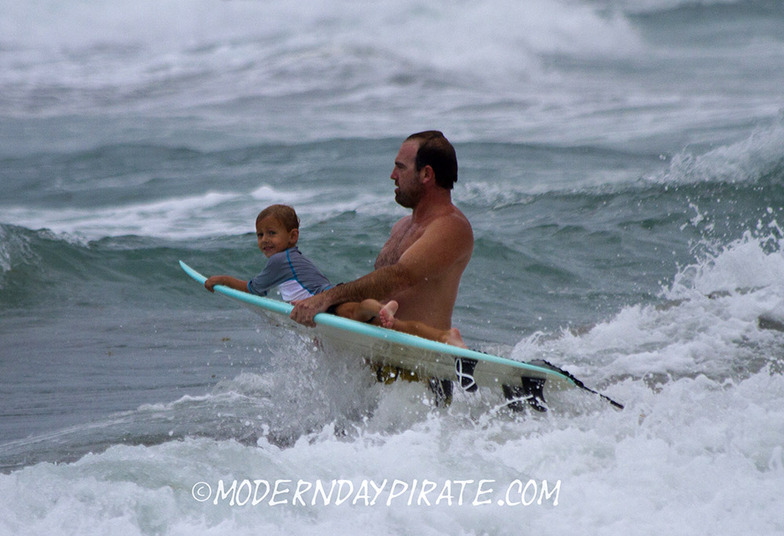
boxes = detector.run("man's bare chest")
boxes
[375,222,423,267]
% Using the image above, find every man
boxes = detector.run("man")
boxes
[290,130,473,331]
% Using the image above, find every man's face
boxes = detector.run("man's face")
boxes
[390,140,425,209]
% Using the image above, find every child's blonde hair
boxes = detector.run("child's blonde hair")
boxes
[257,204,300,231]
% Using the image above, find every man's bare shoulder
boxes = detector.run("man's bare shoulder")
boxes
[430,205,473,238]
[449,205,472,228]
[410,205,473,265]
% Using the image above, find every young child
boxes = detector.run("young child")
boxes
[204,204,332,301]
[205,204,465,348]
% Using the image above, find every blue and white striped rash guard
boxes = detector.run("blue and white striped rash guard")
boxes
[247,247,333,302]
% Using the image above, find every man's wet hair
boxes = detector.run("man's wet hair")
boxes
[406,130,458,190]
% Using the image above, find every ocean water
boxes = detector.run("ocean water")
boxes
[2,0,784,534]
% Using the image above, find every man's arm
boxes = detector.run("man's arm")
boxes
[290,212,472,326]
[289,264,412,326]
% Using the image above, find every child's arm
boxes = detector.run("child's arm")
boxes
[205,275,249,293]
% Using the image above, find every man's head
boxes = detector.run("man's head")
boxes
[392,131,457,208]
[405,130,458,191]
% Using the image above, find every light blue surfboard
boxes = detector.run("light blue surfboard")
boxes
[180,261,622,410]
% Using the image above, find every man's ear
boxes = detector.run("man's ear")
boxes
[421,164,435,185]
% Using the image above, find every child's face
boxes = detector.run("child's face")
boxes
[256,215,299,258]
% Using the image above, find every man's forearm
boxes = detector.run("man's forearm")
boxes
[324,264,412,306]
[291,264,415,327]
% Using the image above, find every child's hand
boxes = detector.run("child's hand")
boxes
[204,277,218,292]
[202,275,247,293]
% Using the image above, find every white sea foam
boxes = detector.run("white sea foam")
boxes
[512,225,784,386]
[1,365,782,535]
[652,120,784,185]
[0,0,642,141]
[2,0,778,152]
[1,192,236,240]
[1,0,642,68]
[0,185,391,241]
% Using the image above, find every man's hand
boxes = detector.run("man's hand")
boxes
[290,293,332,327]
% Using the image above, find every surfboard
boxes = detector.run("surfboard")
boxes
[179,261,622,411]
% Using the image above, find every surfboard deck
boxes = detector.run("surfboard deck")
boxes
[180,261,622,411]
